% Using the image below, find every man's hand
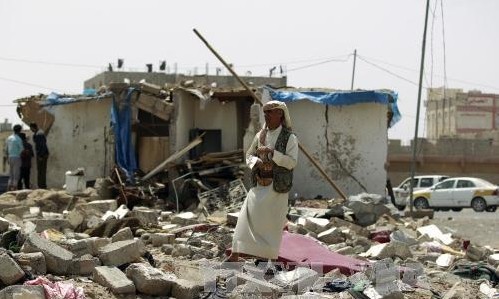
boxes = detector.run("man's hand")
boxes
[256,146,273,156]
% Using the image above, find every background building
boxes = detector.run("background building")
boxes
[425,87,499,141]
[84,71,287,91]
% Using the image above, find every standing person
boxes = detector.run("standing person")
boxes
[5,124,23,191]
[29,123,49,189]
[17,133,34,190]
[226,100,298,263]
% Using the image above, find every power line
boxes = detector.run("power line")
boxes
[236,54,352,68]
[0,56,102,69]
[286,55,352,72]
[0,76,62,92]
[357,55,419,86]
[358,54,499,92]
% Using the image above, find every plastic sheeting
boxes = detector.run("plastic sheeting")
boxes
[25,276,86,299]
[264,86,401,128]
[111,88,138,181]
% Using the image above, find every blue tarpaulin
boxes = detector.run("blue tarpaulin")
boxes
[265,87,401,128]
[111,88,138,181]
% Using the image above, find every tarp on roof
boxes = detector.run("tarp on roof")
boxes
[264,86,401,128]
[111,88,138,181]
[43,92,111,106]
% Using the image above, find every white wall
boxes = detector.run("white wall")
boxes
[44,98,114,188]
[172,90,238,153]
[286,101,388,199]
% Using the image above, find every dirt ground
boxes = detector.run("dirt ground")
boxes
[430,208,499,248]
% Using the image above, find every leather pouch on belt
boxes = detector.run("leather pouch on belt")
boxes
[256,161,273,186]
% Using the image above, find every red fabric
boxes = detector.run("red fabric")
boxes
[25,276,86,299]
[370,230,391,243]
[277,231,370,275]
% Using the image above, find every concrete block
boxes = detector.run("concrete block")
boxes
[466,244,493,262]
[329,217,370,237]
[171,212,198,226]
[0,252,25,285]
[12,252,46,275]
[70,254,100,275]
[93,266,135,294]
[126,263,176,296]
[66,209,84,228]
[131,208,158,226]
[171,278,204,299]
[2,207,30,219]
[21,233,75,275]
[317,227,344,244]
[98,239,145,266]
[86,237,111,256]
[61,239,92,257]
[150,233,175,247]
[272,267,319,293]
[303,217,329,234]
[111,227,134,242]
[417,224,453,245]
[82,200,118,214]
[235,273,283,296]
[0,285,45,299]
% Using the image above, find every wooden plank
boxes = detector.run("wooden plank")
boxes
[138,137,169,173]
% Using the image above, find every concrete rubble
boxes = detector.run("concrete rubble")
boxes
[0,187,498,299]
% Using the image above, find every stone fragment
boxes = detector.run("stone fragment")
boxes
[126,263,176,296]
[317,227,344,244]
[21,233,75,275]
[150,233,175,247]
[171,278,204,299]
[93,266,135,294]
[98,239,145,266]
[12,252,46,275]
[171,212,198,226]
[0,252,25,285]
[0,285,45,299]
[111,227,134,242]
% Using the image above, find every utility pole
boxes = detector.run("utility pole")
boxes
[350,49,357,90]
[409,0,431,215]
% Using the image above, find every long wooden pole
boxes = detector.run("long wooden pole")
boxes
[193,28,348,200]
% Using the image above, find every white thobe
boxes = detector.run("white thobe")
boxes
[232,125,298,259]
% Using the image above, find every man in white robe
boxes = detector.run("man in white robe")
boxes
[226,100,298,262]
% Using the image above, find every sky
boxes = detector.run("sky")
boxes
[1,0,498,142]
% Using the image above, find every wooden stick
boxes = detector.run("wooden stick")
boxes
[114,167,128,206]
[193,28,347,199]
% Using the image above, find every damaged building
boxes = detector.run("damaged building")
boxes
[12,72,400,202]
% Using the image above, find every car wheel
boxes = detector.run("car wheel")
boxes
[414,197,429,210]
[486,206,497,212]
[451,208,463,212]
[471,197,487,212]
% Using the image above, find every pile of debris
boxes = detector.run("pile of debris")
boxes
[0,186,498,299]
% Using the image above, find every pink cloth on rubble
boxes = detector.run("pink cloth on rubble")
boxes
[25,276,86,299]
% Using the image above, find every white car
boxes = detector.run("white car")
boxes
[390,175,449,210]
[412,177,499,212]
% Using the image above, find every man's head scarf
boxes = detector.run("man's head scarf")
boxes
[262,100,292,130]
[259,100,292,146]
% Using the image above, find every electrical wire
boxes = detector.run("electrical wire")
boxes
[0,56,102,69]
[357,55,419,86]
[0,76,62,92]
[286,55,352,72]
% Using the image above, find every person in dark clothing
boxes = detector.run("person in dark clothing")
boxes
[29,123,49,189]
[17,133,34,190]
